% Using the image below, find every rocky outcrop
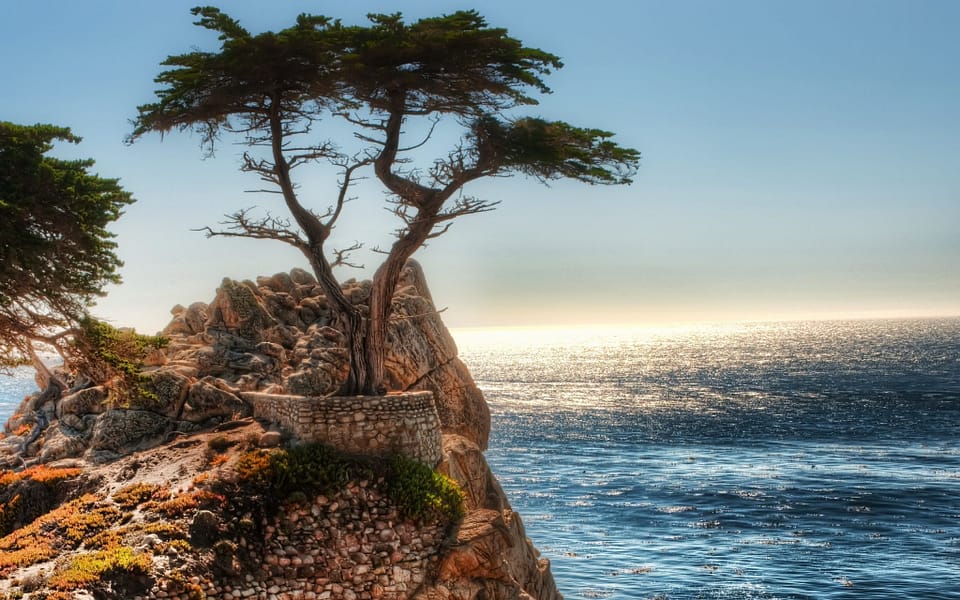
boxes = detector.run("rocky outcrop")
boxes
[0,261,559,600]
[387,262,491,451]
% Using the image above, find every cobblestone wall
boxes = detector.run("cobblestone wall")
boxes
[243,391,442,466]
[135,481,447,600]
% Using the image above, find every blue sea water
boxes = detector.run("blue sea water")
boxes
[2,318,959,599]
[457,318,960,600]
[0,366,36,421]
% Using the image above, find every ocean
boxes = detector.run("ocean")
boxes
[458,318,960,600]
[2,318,959,599]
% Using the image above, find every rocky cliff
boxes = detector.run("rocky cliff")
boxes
[0,262,561,600]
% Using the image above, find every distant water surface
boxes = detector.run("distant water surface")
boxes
[457,318,960,600]
[1,319,958,598]
[0,367,36,420]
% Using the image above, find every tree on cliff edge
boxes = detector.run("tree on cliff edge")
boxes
[0,122,134,387]
[129,7,640,395]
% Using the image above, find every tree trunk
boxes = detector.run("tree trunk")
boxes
[364,223,433,395]
[267,99,369,396]
[301,244,367,396]
[364,265,395,396]
[26,344,54,391]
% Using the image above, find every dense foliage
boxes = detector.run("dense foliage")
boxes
[69,316,168,404]
[235,443,464,522]
[0,122,133,377]
[130,7,640,395]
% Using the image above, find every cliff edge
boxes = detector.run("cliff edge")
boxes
[0,263,561,600]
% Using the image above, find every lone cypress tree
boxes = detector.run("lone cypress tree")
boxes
[130,7,640,395]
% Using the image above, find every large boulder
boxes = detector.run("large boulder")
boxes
[206,278,278,342]
[135,368,191,417]
[88,409,172,456]
[386,261,491,449]
[416,359,490,450]
[57,386,109,418]
[414,434,562,600]
[181,378,249,424]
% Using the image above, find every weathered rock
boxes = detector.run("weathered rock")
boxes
[258,430,282,447]
[181,379,249,424]
[413,434,561,600]
[137,368,191,417]
[89,409,172,454]
[420,508,559,600]
[438,434,506,512]
[385,262,491,449]
[38,427,87,463]
[207,278,277,342]
[289,267,316,286]
[284,367,336,397]
[59,413,97,433]
[163,301,209,337]
[190,510,221,546]
[57,386,109,418]
[183,301,210,334]
[418,359,490,450]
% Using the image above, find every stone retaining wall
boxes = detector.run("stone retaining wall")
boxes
[135,481,446,600]
[242,391,442,466]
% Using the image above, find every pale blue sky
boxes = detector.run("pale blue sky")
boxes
[2,1,957,332]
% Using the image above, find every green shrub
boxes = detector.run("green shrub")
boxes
[51,546,151,590]
[230,444,463,523]
[383,454,465,522]
[112,483,169,510]
[72,317,168,405]
[269,443,359,496]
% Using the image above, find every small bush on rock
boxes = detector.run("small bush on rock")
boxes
[207,436,232,453]
[112,482,169,509]
[229,444,464,523]
[72,317,168,405]
[384,455,466,522]
[50,546,151,591]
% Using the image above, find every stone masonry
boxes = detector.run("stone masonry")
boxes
[243,391,442,466]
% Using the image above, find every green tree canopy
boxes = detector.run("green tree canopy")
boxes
[0,122,133,382]
[130,7,640,395]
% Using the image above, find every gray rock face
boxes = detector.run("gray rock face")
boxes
[386,262,491,449]
[137,368,191,418]
[181,379,249,424]
[89,409,172,454]
[57,386,109,418]
[38,427,87,463]
[415,434,562,600]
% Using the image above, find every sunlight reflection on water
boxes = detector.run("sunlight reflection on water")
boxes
[460,318,960,599]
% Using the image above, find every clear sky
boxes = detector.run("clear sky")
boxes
[2,1,958,333]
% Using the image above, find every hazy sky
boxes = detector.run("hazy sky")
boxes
[2,0,957,333]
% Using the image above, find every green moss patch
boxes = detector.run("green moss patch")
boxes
[231,443,464,522]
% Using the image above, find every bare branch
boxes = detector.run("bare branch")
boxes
[194,208,307,249]
[330,241,365,269]
[398,114,441,153]
[327,156,375,228]
[389,306,448,322]
[354,131,387,146]
[335,112,388,131]
[425,223,453,239]
[243,189,284,194]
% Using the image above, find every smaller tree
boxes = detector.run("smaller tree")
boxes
[0,122,134,387]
